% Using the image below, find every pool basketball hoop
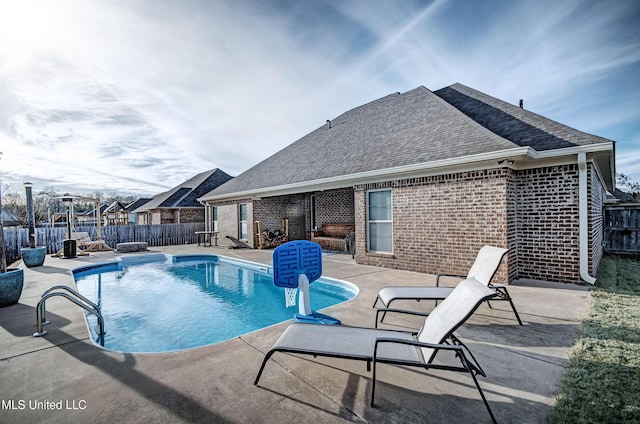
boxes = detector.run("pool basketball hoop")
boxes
[272,240,341,325]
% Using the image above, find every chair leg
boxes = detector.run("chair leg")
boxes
[371,358,378,407]
[459,352,497,424]
[503,288,523,326]
[451,335,486,377]
[376,299,393,324]
[254,350,276,385]
[496,287,523,325]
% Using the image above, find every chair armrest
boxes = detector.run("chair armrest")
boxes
[373,337,463,357]
[373,337,484,376]
[375,308,430,329]
[435,273,466,287]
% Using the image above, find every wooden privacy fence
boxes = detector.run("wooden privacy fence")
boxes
[604,205,640,255]
[2,223,204,265]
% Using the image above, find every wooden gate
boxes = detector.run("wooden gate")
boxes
[604,205,640,254]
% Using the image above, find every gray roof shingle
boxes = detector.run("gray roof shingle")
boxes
[204,84,613,199]
[135,168,233,212]
[434,83,612,150]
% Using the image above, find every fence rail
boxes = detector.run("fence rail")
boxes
[604,205,640,255]
[2,223,205,265]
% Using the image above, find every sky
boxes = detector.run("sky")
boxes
[0,0,639,197]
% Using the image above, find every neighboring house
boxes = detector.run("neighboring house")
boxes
[135,169,233,225]
[101,199,152,225]
[102,201,129,226]
[76,204,108,227]
[198,84,615,285]
[125,198,152,224]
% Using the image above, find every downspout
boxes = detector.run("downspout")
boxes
[578,152,596,284]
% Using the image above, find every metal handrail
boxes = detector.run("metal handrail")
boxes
[38,285,101,324]
[33,290,105,346]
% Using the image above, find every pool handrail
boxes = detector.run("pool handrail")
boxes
[34,286,106,346]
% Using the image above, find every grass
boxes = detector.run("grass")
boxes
[549,254,640,423]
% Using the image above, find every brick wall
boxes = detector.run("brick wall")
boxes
[177,209,204,223]
[514,164,581,283]
[155,208,203,224]
[353,164,602,284]
[354,169,512,283]
[253,195,307,240]
[313,189,355,227]
[505,169,520,282]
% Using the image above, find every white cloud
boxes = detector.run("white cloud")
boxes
[1,0,639,195]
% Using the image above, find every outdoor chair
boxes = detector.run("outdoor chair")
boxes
[373,245,522,325]
[255,277,499,423]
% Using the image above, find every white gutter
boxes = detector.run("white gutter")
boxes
[578,152,596,284]
[199,142,614,203]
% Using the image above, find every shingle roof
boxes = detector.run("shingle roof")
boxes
[203,84,613,199]
[134,169,233,212]
[126,198,152,211]
[434,83,612,150]
[103,201,128,213]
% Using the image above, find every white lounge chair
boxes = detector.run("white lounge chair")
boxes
[373,245,522,325]
[255,277,499,423]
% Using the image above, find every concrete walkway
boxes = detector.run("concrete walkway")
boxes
[0,245,590,423]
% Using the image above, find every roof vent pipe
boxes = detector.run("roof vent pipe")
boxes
[519,99,523,108]
[326,120,331,129]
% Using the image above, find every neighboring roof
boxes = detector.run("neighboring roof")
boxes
[135,169,233,212]
[201,84,614,201]
[1,210,19,227]
[78,205,104,216]
[608,188,638,204]
[103,201,128,213]
[126,198,152,212]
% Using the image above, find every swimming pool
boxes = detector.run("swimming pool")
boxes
[72,254,358,353]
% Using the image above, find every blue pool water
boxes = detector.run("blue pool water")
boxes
[72,254,358,353]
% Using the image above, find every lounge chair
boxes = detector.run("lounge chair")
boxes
[255,277,499,423]
[373,245,522,325]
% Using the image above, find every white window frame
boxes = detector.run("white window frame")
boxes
[238,203,248,240]
[212,207,218,232]
[366,189,393,253]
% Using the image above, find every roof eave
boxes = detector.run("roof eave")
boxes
[199,147,532,202]
[199,143,614,203]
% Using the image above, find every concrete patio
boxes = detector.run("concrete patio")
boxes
[0,245,590,423]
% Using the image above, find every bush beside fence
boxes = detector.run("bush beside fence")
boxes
[2,223,205,265]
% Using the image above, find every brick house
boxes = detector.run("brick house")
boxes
[199,84,615,284]
[135,169,232,225]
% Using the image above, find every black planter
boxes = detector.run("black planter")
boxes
[21,247,47,268]
[0,268,24,307]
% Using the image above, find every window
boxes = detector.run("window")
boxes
[238,203,247,240]
[367,190,392,253]
[212,207,218,232]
